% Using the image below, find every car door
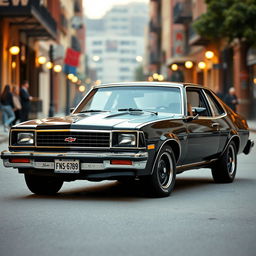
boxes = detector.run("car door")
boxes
[184,87,220,164]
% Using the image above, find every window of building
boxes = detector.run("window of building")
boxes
[93,41,102,45]
[120,67,130,72]
[92,49,102,54]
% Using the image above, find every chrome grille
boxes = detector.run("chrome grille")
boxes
[36,131,110,148]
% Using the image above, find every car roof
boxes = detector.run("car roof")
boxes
[93,81,205,89]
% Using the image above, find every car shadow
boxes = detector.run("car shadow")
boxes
[11,176,253,202]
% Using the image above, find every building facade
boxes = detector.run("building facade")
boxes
[146,0,255,118]
[0,0,86,118]
[86,2,148,84]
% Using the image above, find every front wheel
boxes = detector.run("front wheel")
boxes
[211,141,237,183]
[24,174,63,195]
[145,145,176,197]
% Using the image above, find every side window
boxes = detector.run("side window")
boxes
[186,89,211,117]
[204,90,225,116]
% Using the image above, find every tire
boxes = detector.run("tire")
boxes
[211,141,237,183]
[24,174,63,195]
[145,145,176,197]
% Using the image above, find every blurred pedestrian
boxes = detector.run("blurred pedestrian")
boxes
[0,84,15,132]
[12,85,22,125]
[20,80,32,122]
[224,87,239,112]
[215,89,224,100]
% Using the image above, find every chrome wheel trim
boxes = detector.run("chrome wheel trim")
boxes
[227,144,236,176]
[157,151,173,189]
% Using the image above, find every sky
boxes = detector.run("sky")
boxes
[83,0,149,19]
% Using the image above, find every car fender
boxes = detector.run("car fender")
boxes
[150,136,181,175]
[221,134,240,156]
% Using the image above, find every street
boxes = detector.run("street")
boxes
[0,133,256,256]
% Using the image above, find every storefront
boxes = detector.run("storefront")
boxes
[0,0,57,95]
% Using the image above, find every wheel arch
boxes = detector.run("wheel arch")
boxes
[151,138,181,175]
[222,135,240,156]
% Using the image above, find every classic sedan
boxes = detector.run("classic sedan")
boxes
[1,82,254,197]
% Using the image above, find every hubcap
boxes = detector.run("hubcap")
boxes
[227,144,236,176]
[157,152,173,189]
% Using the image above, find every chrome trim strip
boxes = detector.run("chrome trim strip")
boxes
[176,159,218,170]
[1,150,148,159]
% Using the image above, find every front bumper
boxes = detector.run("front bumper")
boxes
[1,150,148,171]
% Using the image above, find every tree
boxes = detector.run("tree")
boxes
[193,0,256,45]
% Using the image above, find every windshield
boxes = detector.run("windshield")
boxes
[74,86,182,114]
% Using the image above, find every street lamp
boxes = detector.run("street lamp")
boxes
[46,61,53,69]
[171,64,178,71]
[198,61,206,69]
[185,61,193,69]
[37,56,47,65]
[53,64,62,73]
[72,76,78,83]
[9,46,20,55]
[158,74,164,81]
[153,73,159,80]
[205,51,214,60]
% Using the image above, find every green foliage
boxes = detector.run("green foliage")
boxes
[193,0,256,44]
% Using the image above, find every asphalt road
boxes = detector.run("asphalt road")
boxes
[0,133,256,256]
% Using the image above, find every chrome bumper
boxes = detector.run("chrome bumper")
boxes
[1,150,148,170]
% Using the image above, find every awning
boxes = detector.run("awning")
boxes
[166,56,196,66]
[0,0,56,39]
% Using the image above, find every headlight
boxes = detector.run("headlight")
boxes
[118,133,136,146]
[17,133,34,145]
[112,132,137,147]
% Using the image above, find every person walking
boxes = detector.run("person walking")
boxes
[12,85,22,125]
[224,87,239,112]
[0,84,15,132]
[20,80,32,122]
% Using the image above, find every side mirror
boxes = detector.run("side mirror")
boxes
[192,107,206,114]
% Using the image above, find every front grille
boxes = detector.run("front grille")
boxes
[36,131,110,148]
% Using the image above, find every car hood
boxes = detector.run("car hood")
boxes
[13,111,181,130]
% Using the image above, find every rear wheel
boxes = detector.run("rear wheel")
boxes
[211,141,237,183]
[145,145,176,197]
[24,174,63,195]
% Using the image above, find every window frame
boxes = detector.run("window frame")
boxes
[185,87,213,117]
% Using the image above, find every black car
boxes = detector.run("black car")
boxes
[1,82,254,197]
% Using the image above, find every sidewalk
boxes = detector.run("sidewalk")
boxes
[0,130,9,144]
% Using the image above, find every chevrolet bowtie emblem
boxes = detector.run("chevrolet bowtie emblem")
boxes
[64,137,77,143]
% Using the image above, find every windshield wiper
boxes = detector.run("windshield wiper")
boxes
[79,110,108,113]
[118,108,158,115]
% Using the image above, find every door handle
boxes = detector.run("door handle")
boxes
[211,122,220,128]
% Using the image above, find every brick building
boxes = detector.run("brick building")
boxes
[146,0,255,118]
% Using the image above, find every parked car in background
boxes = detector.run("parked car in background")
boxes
[1,82,254,197]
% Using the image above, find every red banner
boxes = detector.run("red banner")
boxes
[64,48,80,67]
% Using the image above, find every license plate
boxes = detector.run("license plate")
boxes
[54,159,80,173]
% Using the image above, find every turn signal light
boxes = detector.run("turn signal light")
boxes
[10,158,30,163]
[110,160,132,165]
